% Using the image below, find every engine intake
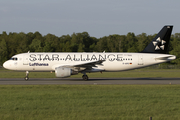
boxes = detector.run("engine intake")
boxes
[55,67,78,78]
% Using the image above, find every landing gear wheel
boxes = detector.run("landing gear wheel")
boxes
[24,77,29,81]
[24,71,29,81]
[82,75,88,81]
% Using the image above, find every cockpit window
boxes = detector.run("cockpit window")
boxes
[10,57,18,61]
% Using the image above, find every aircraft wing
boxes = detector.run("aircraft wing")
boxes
[53,60,105,72]
[73,60,105,68]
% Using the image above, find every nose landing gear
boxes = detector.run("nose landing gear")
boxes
[24,71,29,81]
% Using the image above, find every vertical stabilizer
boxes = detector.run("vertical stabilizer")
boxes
[142,26,173,54]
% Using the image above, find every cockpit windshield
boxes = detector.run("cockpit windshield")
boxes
[10,57,18,61]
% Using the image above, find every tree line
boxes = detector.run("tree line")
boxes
[0,31,180,66]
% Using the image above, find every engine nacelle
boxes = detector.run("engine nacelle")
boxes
[55,67,78,78]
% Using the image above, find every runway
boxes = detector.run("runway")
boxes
[0,78,180,85]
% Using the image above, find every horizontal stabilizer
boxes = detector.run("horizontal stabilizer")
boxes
[155,55,176,60]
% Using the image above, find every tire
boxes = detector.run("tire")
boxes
[24,77,29,81]
[82,75,88,81]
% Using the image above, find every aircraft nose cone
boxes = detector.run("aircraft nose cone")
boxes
[3,61,16,70]
[3,61,9,69]
[3,61,7,68]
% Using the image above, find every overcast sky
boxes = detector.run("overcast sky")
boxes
[1,0,180,38]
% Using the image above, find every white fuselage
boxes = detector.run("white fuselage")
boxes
[3,52,176,72]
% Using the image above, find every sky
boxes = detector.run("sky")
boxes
[0,0,180,38]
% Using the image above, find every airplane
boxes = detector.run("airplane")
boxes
[3,25,176,81]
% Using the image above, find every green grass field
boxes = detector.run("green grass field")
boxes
[0,85,180,120]
[1,68,180,120]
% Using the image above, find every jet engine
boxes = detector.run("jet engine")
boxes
[55,67,78,78]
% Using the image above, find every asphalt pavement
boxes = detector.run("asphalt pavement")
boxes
[0,78,180,85]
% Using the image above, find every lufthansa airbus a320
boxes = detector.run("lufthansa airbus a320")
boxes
[3,26,176,80]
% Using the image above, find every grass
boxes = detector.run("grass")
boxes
[1,67,180,78]
[1,67,180,119]
[0,85,180,120]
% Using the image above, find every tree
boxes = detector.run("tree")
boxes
[96,37,108,52]
[77,43,85,52]
[0,39,8,65]
[29,39,43,52]
[136,33,148,52]
[126,32,138,52]
[0,30,179,65]
[170,44,180,64]
[43,34,60,52]
[60,35,72,52]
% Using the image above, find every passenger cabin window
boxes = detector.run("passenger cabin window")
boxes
[10,57,18,61]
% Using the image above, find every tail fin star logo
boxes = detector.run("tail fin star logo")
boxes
[153,37,166,51]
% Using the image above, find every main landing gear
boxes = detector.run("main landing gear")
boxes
[82,73,88,81]
[24,71,29,81]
